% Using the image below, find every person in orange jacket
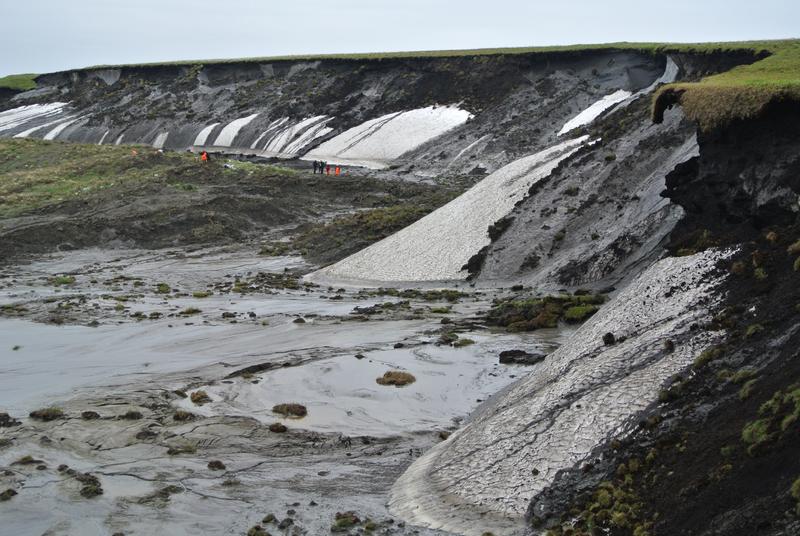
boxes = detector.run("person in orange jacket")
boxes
[201,151,209,163]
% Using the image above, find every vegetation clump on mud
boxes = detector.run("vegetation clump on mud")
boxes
[358,288,468,303]
[376,371,417,387]
[486,292,605,331]
[28,407,64,421]
[741,383,800,456]
[190,390,211,405]
[272,403,308,418]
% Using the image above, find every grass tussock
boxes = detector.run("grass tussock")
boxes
[272,403,308,418]
[376,371,416,387]
[190,390,211,405]
[28,407,64,421]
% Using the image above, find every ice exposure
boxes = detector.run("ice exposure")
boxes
[389,249,730,536]
[0,102,69,134]
[310,136,588,283]
[303,105,472,169]
[558,90,632,136]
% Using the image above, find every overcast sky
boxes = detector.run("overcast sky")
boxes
[1,0,797,77]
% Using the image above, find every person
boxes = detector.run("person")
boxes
[312,160,318,174]
[335,166,341,176]
[201,150,209,163]
[325,163,331,175]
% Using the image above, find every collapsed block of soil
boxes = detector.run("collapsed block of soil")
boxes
[498,349,546,365]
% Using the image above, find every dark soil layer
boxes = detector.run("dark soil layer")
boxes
[528,102,800,535]
[0,139,453,263]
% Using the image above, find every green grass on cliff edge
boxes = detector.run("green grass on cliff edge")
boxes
[0,73,38,91]
[652,39,800,129]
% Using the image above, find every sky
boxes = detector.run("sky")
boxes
[1,0,798,76]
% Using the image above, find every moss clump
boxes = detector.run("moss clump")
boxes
[173,410,196,422]
[272,403,308,418]
[166,444,197,455]
[247,526,269,536]
[0,488,17,501]
[693,346,724,369]
[156,283,171,294]
[269,422,288,433]
[192,291,212,298]
[787,239,800,256]
[791,477,800,514]
[741,383,800,455]
[739,379,758,400]
[49,275,76,286]
[331,511,361,532]
[76,473,103,498]
[119,410,143,420]
[29,407,64,421]
[376,371,416,387]
[452,338,476,348]
[207,460,226,471]
[794,257,800,272]
[487,293,605,332]
[563,305,600,323]
[180,307,202,316]
[745,324,765,338]
[190,390,211,405]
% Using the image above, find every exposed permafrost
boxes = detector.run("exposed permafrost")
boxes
[309,136,588,283]
[0,102,68,134]
[211,113,259,147]
[303,105,472,169]
[558,90,632,136]
[389,249,730,536]
[557,56,678,137]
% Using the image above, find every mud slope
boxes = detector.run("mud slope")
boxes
[0,50,750,177]
[388,250,728,536]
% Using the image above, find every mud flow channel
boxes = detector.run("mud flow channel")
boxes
[0,246,571,535]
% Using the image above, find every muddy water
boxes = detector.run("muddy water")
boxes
[0,246,570,535]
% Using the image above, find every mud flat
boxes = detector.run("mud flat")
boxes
[0,245,569,535]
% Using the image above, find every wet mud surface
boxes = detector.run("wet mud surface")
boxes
[0,246,569,535]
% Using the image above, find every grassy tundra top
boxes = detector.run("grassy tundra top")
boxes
[1,39,798,127]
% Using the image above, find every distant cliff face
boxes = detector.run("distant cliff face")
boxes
[0,50,680,175]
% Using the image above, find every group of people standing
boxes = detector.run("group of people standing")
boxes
[312,160,342,175]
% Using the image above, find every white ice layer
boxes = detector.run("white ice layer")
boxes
[193,122,219,146]
[637,56,680,96]
[42,116,83,141]
[304,105,472,169]
[310,136,588,283]
[152,131,169,149]
[0,102,68,134]
[389,250,730,536]
[558,89,632,136]
[211,114,259,147]
[13,115,76,138]
[262,115,332,155]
